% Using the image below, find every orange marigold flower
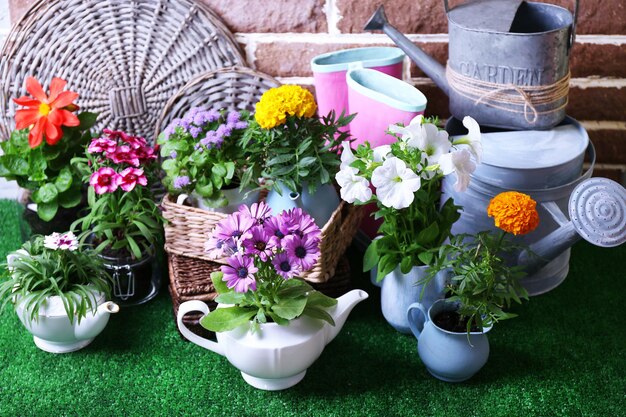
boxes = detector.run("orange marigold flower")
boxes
[13,76,80,148]
[487,191,540,235]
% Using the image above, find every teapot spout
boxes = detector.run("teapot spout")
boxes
[74,301,119,341]
[364,6,449,96]
[325,289,368,344]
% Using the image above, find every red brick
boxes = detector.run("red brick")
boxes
[588,129,626,164]
[568,85,626,121]
[336,0,626,35]
[201,0,327,33]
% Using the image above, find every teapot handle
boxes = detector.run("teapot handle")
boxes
[406,302,429,340]
[177,301,225,356]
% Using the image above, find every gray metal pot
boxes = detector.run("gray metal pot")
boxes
[365,0,579,130]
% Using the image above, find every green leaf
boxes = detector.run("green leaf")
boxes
[37,201,58,222]
[416,222,439,246]
[195,180,213,198]
[161,159,177,172]
[211,163,227,178]
[377,254,398,282]
[224,162,236,180]
[302,305,335,326]
[400,256,414,274]
[271,296,307,320]
[126,235,142,259]
[54,166,73,192]
[296,138,312,155]
[319,167,330,184]
[305,291,338,309]
[28,149,47,182]
[78,112,98,130]
[267,154,294,166]
[363,240,379,272]
[3,155,29,176]
[267,312,290,326]
[210,272,230,294]
[215,292,246,305]
[37,183,59,203]
[297,156,316,168]
[58,186,82,208]
[199,307,257,332]
[418,251,434,266]
[277,280,311,299]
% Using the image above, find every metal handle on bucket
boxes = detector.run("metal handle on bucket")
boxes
[442,0,579,48]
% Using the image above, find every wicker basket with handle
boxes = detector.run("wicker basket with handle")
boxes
[0,0,245,141]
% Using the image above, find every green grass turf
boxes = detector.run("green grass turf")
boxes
[0,198,624,417]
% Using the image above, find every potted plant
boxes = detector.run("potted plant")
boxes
[72,129,163,306]
[0,76,98,235]
[176,202,368,390]
[406,191,538,382]
[241,85,354,227]
[158,108,260,212]
[0,232,118,353]
[336,115,482,333]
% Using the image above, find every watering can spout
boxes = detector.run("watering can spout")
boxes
[364,5,450,96]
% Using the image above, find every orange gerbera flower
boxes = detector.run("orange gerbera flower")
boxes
[13,77,80,148]
[487,191,540,236]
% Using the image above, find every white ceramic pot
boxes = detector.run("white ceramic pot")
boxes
[15,293,118,353]
[177,186,260,214]
[177,289,368,390]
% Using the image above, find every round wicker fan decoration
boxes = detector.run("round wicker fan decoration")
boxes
[0,0,246,142]
[154,66,281,138]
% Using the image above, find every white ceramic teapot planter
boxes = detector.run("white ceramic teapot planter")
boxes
[177,289,368,390]
[15,294,119,353]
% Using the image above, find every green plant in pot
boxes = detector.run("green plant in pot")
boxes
[0,232,118,353]
[241,84,354,227]
[0,76,98,235]
[406,191,538,382]
[158,108,261,213]
[72,129,163,306]
[336,115,482,334]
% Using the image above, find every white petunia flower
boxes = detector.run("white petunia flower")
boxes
[340,141,357,170]
[336,168,373,204]
[371,157,421,209]
[417,123,451,165]
[439,149,476,192]
[372,145,392,163]
[388,115,424,145]
[452,116,482,164]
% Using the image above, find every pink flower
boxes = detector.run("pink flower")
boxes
[242,225,275,261]
[88,137,117,154]
[213,212,255,242]
[221,253,258,293]
[89,167,120,194]
[239,202,272,225]
[134,145,158,163]
[121,133,148,149]
[106,145,140,167]
[283,234,320,271]
[116,167,147,192]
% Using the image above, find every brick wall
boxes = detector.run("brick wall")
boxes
[8,0,626,183]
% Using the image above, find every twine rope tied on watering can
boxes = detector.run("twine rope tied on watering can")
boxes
[445,63,570,124]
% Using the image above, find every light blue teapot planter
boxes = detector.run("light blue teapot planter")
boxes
[265,183,340,228]
[407,299,492,382]
[380,265,448,334]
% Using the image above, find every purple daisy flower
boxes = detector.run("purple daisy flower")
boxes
[173,176,190,189]
[242,225,275,261]
[205,233,238,259]
[239,202,272,225]
[281,208,322,240]
[213,212,255,242]
[283,234,320,271]
[272,252,302,280]
[263,215,290,246]
[221,253,258,293]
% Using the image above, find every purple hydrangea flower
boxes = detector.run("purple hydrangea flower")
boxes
[173,176,190,189]
[234,121,248,130]
[242,225,275,261]
[213,212,255,242]
[272,252,301,280]
[283,234,320,271]
[221,253,258,293]
[215,124,232,139]
[227,111,241,125]
[190,126,202,139]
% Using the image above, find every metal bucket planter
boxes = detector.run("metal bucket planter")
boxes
[442,116,593,295]
[365,0,578,130]
[99,249,161,307]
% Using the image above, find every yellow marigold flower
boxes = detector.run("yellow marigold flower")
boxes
[254,85,317,129]
[487,191,539,235]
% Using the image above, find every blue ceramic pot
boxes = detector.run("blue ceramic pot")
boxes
[265,182,340,228]
[407,299,492,382]
[380,265,447,334]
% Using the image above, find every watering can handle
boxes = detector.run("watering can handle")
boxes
[407,302,429,340]
[442,0,578,48]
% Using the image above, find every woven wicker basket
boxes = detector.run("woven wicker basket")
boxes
[0,0,245,141]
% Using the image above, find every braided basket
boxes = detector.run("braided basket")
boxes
[0,0,245,141]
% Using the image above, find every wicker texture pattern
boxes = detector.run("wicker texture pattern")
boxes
[162,193,363,283]
[0,0,245,141]
[154,67,280,138]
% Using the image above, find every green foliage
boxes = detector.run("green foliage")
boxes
[157,110,260,206]
[240,110,354,195]
[0,236,112,324]
[200,271,337,332]
[0,112,97,221]
[429,231,529,335]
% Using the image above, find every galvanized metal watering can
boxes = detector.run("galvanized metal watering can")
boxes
[364,0,579,130]
[442,118,626,295]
